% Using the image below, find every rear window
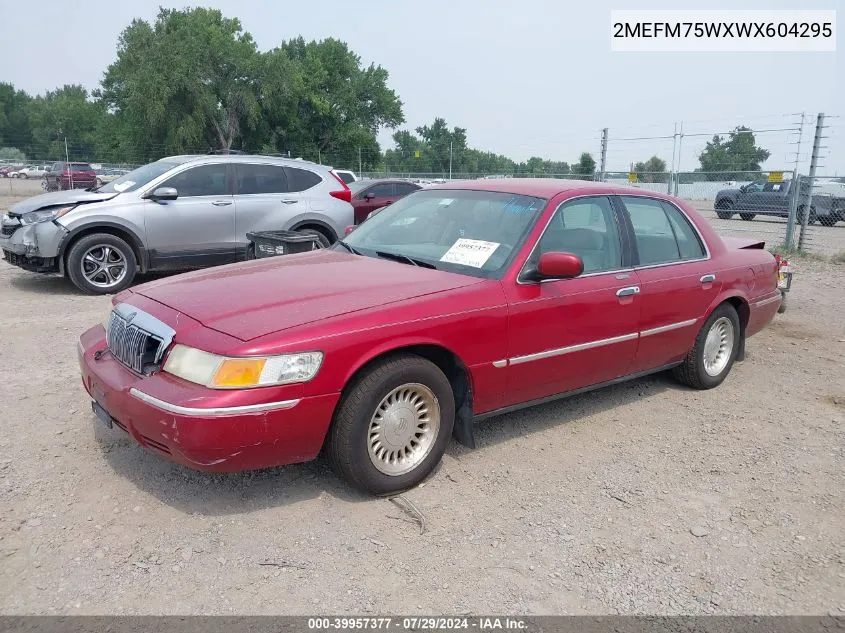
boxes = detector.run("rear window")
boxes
[69,163,93,172]
[336,171,356,185]
[285,167,322,192]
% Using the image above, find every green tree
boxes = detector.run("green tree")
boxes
[99,7,262,160]
[26,85,106,161]
[0,147,26,162]
[571,152,596,178]
[697,126,771,179]
[633,155,667,183]
[0,83,33,154]
[415,118,467,174]
[521,156,570,176]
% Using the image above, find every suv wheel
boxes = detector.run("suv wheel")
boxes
[66,233,137,295]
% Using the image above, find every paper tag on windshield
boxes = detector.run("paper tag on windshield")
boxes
[113,181,134,192]
[440,239,500,268]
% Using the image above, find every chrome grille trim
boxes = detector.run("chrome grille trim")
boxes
[106,304,176,374]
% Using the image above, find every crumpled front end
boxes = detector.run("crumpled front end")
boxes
[0,214,68,273]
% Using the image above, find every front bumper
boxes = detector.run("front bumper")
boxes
[78,325,340,472]
[0,218,67,273]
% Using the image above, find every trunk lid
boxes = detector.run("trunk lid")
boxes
[721,236,766,250]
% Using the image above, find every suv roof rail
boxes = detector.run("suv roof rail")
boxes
[207,149,247,155]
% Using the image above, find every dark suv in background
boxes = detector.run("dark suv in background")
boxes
[44,162,98,191]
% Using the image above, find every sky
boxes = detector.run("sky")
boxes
[0,0,841,174]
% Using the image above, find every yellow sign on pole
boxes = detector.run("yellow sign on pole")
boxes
[628,172,638,183]
[414,150,421,158]
[768,171,784,183]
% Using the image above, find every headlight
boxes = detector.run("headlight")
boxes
[162,344,323,389]
[20,206,75,225]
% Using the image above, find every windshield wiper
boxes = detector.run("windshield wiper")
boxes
[375,250,436,269]
[336,240,363,256]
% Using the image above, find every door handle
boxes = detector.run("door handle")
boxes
[280,199,298,204]
[211,200,232,206]
[616,286,640,297]
[700,274,716,283]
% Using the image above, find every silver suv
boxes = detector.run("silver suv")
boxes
[0,154,354,294]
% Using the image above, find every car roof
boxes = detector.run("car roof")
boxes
[158,154,324,168]
[426,177,676,200]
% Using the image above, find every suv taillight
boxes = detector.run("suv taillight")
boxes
[328,171,352,203]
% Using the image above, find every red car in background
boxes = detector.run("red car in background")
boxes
[78,179,782,494]
[44,161,98,191]
[348,178,421,224]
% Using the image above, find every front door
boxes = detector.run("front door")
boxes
[501,195,641,406]
[143,163,237,269]
[616,196,722,373]
[354,182,396,224]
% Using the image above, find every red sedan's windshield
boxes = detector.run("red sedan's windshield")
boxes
[342,189,546,278]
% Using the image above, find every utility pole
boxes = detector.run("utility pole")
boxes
[358,148,362,176]
[785,112,806,249]
[65,137,73,190]
[673,121,684,196]
[449,141,453,180]
[668,122,678,194]
[599,128,608,182]
[797,113,825,251]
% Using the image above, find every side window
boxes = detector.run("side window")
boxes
[536,196,621,274]
[52,162,63,172]
[236,164,288,195]
[661,202,706,260]
[622,196,682,266]
[365,183,395,198]
[748,181,765,192]
[395,183,419,196]
[285,167,322,192]
[161,164,229,197]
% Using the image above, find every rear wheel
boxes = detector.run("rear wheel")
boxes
[672,303,740,390]
[739,213,755,221]
[296,228,332,248]
[715,200,734,220]
[327,354,454,494]
[66,233,137,295]
[819,216,837,227]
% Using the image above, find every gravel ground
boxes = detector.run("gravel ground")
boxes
[1,186,844,616]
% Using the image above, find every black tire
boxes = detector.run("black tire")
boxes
[819,216,837,227]
[296,228,332,248]
[715,200,734,220]
[777,291,787,314]
[739,213,755,221]
[327,353,455,495]
[672,303,741,390]
[66,233,137,295]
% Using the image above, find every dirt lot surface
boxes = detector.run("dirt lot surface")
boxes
[1,186,844,615]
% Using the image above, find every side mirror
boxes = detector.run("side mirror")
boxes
[147,187,178,201]
[527,252,584,281]
[364,192,376,200]
[344,225,356,236]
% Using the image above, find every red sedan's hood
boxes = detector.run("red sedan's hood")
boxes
[132,250,482,341]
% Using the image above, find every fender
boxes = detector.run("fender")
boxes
[703,288,751,362]
[288,216,340,241]
[56,221,150,275]
[338,335,478,449]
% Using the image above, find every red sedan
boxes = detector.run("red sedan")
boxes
[78,179,782,494]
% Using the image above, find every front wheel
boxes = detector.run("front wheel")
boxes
[672,303,741,390]
[327,354,455,494]
[296,228,332,248]
[819,216,838,227]
[66,233,137,295]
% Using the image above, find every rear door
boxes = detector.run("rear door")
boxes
[617,196,720,373]
[233,162,309,253]
[143,163,237,269]
[756,181,789,216]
